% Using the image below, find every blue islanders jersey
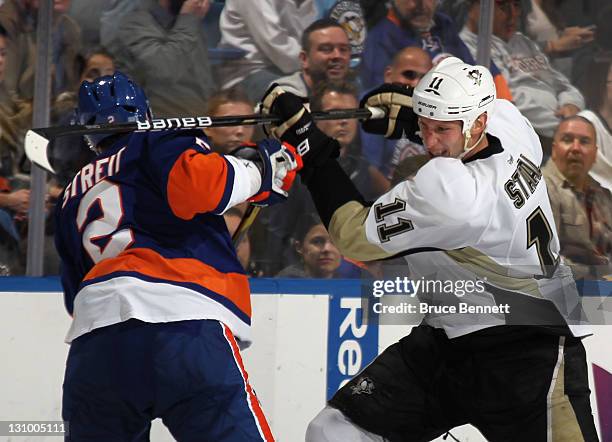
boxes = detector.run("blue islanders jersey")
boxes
[56,130,258,345]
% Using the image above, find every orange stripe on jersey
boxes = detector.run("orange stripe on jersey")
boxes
[167,149,229,220]
[494,73,513,101]
[221,323,275,442]
[387,9,400,26]
[343,256,368,270]
[84,248,251,317]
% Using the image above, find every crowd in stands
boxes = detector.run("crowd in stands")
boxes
[0,0,610,280]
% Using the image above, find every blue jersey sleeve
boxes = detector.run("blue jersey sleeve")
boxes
[144,130,238,219]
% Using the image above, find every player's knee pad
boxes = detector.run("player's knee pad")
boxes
[305,405,385,442]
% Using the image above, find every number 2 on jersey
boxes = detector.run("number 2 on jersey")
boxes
[76,181,134,263]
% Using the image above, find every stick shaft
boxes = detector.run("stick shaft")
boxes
[25,107,383,173]
[231,205,261,247]
[32,108,375,140]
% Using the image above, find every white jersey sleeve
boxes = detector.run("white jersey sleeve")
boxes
[488,99,543,165]
[363,158,492,254]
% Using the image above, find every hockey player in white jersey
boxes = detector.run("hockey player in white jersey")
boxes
[261,58,598,441]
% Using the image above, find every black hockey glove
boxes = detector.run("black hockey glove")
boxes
[260,84,340,183]
[360,83,418,139]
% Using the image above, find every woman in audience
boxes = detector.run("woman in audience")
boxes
[204,87,255,154]
[277,212,341,279]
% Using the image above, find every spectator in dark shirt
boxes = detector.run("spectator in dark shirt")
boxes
[311,80,374,199]
[361,0,512,99]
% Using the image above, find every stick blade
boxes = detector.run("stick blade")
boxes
[25,129,54,173]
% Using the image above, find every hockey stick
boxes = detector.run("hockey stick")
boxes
[231,205,261,247]
[25,108,384,173]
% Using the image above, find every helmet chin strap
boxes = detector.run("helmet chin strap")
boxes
[458,127,487,160]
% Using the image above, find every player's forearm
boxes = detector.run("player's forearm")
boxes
[221,156,262,212]
[328,201,393,261]
[305,159,392,261]
[305,158,365,228]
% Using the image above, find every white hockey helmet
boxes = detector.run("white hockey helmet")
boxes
[413,57,496,148]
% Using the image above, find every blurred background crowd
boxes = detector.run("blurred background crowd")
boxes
[0,0,610,280]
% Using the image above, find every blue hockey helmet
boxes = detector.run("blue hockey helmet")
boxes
[77,71,152,149]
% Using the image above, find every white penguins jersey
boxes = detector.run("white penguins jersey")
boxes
[328,100,591,338]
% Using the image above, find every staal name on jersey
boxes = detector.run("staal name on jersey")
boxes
[503,154,542,209]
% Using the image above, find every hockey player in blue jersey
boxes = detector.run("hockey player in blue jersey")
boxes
[56,72,302,441]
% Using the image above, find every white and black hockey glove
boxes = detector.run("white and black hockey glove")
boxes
[230,140,302,207]
[360,83,418,139]
[260,84,340,184]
